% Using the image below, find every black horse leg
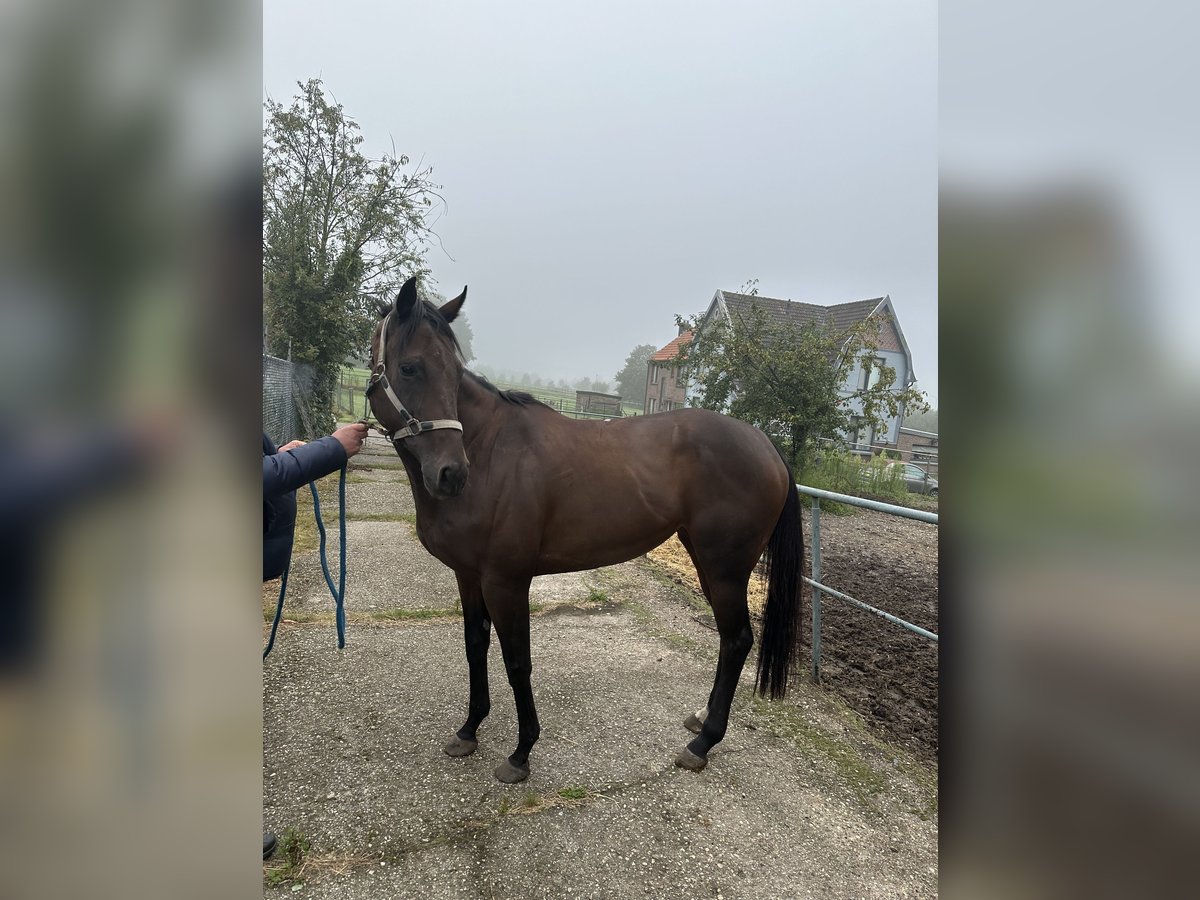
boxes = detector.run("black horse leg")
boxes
[485,576,540,784]
[678,529,718,735]
[677,579,753,771]
[686,655,725,734]
[444,572,491,757]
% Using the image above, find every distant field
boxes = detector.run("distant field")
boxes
[338,366,643,419]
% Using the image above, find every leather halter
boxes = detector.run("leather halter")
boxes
[365,311,464,444]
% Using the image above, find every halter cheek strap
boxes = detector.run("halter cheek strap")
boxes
[366,311,465,443]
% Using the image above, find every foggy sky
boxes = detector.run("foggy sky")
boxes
[265,1,938,405]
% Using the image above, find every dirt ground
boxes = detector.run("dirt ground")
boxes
[799,508,938,762]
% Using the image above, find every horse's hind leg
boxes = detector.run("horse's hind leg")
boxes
[444,572,491,758]
[485,576,540,784]
[676,576,753,772]
[678,529,719,735]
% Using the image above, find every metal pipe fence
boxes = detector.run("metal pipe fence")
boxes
[796,484,938,683]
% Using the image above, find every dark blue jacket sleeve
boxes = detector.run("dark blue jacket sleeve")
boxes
[263,436,348,498]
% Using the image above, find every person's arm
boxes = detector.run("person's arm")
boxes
[262,436,347,498]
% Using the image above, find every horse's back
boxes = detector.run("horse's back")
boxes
[611,408,787,478]
[508,407,789,573]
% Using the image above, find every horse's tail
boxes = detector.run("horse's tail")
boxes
[755,464,804,700]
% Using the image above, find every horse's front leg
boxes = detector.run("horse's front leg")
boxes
[443,572,491,758]
[484,575,540,784]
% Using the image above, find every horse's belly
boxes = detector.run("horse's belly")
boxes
[534,502,679,575]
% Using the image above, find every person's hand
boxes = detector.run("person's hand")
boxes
[332,422,369,458]
[279,440,306,452]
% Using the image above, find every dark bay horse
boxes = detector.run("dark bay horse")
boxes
[368,277,803,783]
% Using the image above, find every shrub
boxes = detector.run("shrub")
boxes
[799,450,906,510]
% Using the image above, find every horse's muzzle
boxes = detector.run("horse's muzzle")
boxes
[429,461,468,499]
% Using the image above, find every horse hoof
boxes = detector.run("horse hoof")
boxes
[443,736,478,758]
[494,760,530,784]
[675,748,708,771]
[683,713,704,734]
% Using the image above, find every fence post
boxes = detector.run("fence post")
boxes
[810,496,822,683]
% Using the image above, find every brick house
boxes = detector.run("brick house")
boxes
[644,327,693,414]
[672,289,918,447]
[896,426,938,476]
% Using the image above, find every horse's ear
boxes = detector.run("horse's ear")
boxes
[373,297,390,317]
[394,276,420,319]
[439,286,467,323]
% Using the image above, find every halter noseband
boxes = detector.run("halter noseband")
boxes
[365,311,465,445]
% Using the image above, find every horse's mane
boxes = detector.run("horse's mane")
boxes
[465,371,547,408]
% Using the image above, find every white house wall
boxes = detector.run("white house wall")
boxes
[840,347,909,443]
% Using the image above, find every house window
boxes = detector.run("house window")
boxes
[647,397,657,414]
[850,416,873,452]
[859,356,885,391]
[650,364,659,385]
[664,400,674,411]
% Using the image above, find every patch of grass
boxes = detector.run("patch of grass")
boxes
[661,631,697,651]
[262,608,327,624]
[347,468,411,486]
[496,785,599,817]
[343,510,419,537]
[625,598,656,627]
[345,472,406,484]
[345,511,416,523]
[367,607,459,622]
[350,460,409,471]
[624,599,703,653]
[261,607,464,628]
[749,694,887,808]
[264,827,311,886]
[586,587,609,604]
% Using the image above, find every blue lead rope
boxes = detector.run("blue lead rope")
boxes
[263,464,348,658]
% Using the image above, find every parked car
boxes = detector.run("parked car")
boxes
[892,462,937,496]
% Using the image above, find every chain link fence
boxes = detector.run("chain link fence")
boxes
[262,354,326,445]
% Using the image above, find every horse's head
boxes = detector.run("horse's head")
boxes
[368,276,470,499]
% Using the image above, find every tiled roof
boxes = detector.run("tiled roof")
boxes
[719,292,884,334]
[651,331,693,362]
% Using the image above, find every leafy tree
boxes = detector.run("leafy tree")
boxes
[673,302,928,471]
[263,78,443,435]
[589,378,612,393]
[613,343,657,404]
[451,314,475,364]
[426,289,475,363]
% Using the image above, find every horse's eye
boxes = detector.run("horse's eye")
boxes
[399,364,418,377]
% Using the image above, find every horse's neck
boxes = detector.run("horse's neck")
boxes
[457,373,508,454]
